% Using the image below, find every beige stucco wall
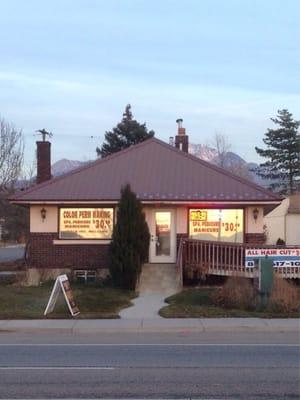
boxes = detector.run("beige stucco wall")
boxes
[143,206,187,235]
[264,199,287,244]
[144,206,263,236]
[143,207,152,233]
[176,207,187,234]
[264,198,300,245]
[30,204,267,239]
[245,206,264,234]
[265,216,285,244]
[30,205,58,233]
[286,214,300,245]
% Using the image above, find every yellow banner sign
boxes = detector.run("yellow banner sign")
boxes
[189,209,244,243]
[59,207,113,239]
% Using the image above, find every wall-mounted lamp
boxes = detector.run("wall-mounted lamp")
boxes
[252,208,259,222]
[40,207,47,222]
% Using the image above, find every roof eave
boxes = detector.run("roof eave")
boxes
[11,199,282,206]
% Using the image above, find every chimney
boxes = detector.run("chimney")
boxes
[175,118,189,152]
[36,129,52,184]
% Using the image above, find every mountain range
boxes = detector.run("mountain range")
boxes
[188,144,266,185]
[51,159,86,176]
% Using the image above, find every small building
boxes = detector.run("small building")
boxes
[264,194,300,245]
[11,121,282,274]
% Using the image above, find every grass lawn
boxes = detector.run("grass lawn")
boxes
[0,282,136,319]
[159,287,300,318]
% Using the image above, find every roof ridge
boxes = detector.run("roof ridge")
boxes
[13,138,156,199]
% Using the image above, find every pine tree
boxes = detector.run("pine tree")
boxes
[96,104,155,158]
[108,184,150,290]
[255,109,300,194]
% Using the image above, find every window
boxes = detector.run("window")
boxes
[74,270,96,283]
[189,209,244,243]
[59,208,114,239]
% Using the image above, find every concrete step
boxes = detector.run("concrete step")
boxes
[138,263,180,295]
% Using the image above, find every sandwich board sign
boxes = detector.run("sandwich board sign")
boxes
[44,274,80,317]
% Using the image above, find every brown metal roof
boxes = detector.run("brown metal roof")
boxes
[12,138,282,203]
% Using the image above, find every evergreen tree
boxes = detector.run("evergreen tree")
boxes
[255,109,300,194]
[96,104,155,158]
[0,190,29,242]
[108,184,150,290]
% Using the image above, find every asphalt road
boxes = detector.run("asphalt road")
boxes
[0,245,24,263]
[0,332,299,399]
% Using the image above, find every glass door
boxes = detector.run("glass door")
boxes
[149,209,176,263]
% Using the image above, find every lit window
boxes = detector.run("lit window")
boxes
[59,208,114,239]
[189,209,244,243]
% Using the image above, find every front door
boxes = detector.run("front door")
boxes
[149,209,176,263]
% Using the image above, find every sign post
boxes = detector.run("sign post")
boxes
[259,257,274,308]
[44,274,80,317]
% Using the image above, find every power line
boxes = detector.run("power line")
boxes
[24,132,103,139]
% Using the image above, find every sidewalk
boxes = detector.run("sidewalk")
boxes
[0,244,25,263]
[0,318,298,334]
[119,294,167,319]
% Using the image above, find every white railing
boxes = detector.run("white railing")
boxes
[179,239,300,279]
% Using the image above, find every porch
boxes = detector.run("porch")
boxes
[176,239,300,285]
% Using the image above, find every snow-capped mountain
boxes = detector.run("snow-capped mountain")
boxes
[189,144,266,185]
[188,143,218,162]
[51,159,87,176]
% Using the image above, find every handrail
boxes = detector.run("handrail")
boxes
[180,238,300,279]
[176,237,184,287]
[184,238,300,249]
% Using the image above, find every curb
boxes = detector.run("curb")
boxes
[0,318,299,334]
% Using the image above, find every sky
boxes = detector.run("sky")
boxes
[0,0,299,169]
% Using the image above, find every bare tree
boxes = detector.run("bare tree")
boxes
[226,160,254,181]
[19,158,36,190]
[0,118,24,190]
[212,132,231,168]
[211,132,253,181]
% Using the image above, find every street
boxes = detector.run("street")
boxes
[0,331,299,399]
[0,245,24,263]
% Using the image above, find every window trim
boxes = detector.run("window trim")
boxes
[188,207,245,243]
[58,206,115,241]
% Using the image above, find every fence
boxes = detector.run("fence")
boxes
[176,238,300,284]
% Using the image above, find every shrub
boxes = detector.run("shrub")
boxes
[267,277,300,314]
[211,277,256,311]
[108,184,150,290]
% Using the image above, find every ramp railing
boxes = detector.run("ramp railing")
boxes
[177,238,300,279]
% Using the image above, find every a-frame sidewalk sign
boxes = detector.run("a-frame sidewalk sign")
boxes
[44,274,80,317]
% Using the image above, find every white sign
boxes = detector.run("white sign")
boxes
[44,274,80,317]
[245,248,300,268]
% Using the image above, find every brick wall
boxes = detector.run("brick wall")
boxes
[29,233,109,269]
[245,233,265,245]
